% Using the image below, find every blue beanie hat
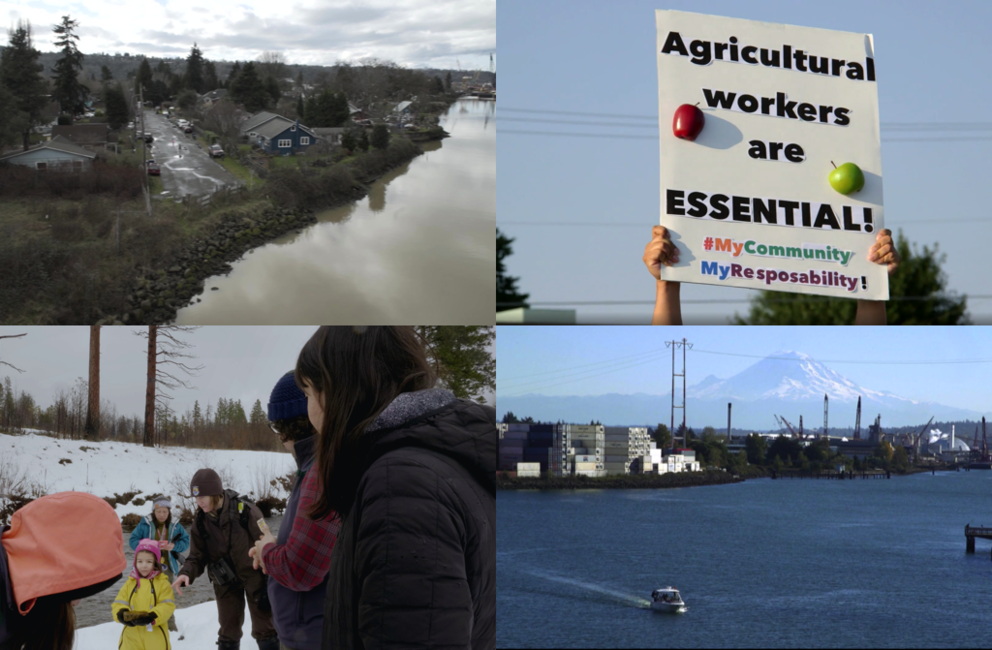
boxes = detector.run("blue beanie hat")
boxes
[268,371,309,421]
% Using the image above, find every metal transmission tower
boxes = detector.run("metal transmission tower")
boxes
[667,338,692,449]
[727,403,732,442]
[823,394,829,440]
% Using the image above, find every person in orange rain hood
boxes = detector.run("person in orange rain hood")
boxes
[0,491,127,650]
[111,538,176,649]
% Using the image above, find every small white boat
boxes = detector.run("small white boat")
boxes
[650,586,687,613]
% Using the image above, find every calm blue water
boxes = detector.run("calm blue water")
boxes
[497,472,992,648]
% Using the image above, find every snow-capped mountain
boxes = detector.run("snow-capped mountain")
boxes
[497,351,986,430]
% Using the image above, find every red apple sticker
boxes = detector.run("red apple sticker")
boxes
[672,103,705,141]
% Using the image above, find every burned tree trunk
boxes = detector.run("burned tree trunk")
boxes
[143,326,157,447]
[84,325,101,440]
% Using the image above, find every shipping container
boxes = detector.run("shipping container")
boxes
[507,423,531,432]
[516,463,541,472]
[604,455,629,463]
[523,449,549,461]
[575,469,608,478]
[574,462,604,470]
[500,438,525,447]
[604,441,629,448]
[528,430,554,441]
[527,440,553,449]
[573,455,600,463]
[517,471,541,478]
[531,424,554,433]
[501,430,528,440]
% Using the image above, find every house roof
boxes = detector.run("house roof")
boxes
[240,111,285,133]
[0,136,96,162]
[395,100,413,113]
[50,124,109,145]
[311,127,347,135]
[254,118,315,140]
[201,88,228,101]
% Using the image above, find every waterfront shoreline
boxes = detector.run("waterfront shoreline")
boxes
[496,470,748,491]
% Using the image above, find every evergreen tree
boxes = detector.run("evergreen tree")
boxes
[0,20,49,151]
[51,15,87,117]
[745,433,767,466]
[330,92,349,126]
[357,129,369,152]
[415,327,495,403]
[340,129,356,152]
[370,123,389,150]
[185,42,205,93]
[231,399,247,424]
[216,397,228,426]
[249,399,266,425]
[445,70,452,91]
[296,70,303,88]
[227,61,241,85]
[497,228,529,311]
[203,59,218,91]
[0,83,28,150]
[177,88,197,110]
[653,423,672,449]
[192,400,203,431]
[134,57,152,95]
[265,75,281,105]
[432,75,444,94]
[229,62,269,113]
[296,94,304,120]
[737,231,968,325]
[100,64,113,82]
[502,412,520,424]
[304,95,317,125]
[103,82,130,129]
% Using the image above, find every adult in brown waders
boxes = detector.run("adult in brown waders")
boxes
[171,468,278,650]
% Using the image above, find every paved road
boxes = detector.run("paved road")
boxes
[139,109,239,198]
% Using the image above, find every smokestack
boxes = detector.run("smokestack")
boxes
[727,403,732,442]
[951,424,955,450]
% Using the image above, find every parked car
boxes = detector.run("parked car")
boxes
[184,125,194,133]
[208,144,225,158]
[143,133,154,144]
[147,162,160,176]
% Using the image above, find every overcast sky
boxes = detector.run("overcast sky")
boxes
[1,0,494,69]
[0,326,494,421]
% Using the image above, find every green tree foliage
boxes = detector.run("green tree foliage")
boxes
[307,89,349,127]
[701,426,718,442]
[497,228,529,311]
[416,327,495,403]
[432,75,444,94]
[184,42,205,93]
[0,83,28,150]
[249,399,266,425]
[145,79,170,107]
[873,440,894,470]
[370,124,390,150]
[229,62,270,113]
[502,411,520,424]
[890,445,909,473]
[357,129,369,152]
[56,114,72,125]
[227,61,241,86]
[100,64,113,82]
[176,89,198,110]
[737,231,968,325]
[265,76,281,105]
[135,57,153,95]
[745,433,767,465]
[303,95,317,125]
[766,435,802,466]
[103,83,130,130]
[1,20,48,151]
[296,95,304,120]
[340,129,356,152]
[51,16,87,117]
[652,423,672,449]
[203,60,218,91]
[445,71,452,92]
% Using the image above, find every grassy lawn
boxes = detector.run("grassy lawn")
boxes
[268,155,309,169]
[212,153,266,190]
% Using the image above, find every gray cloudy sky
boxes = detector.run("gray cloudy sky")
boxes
[2,0,494,69]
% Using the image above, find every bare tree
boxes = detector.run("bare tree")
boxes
[256,51,287,82]
[202,99,243,137]
[0,333,27,374]
[84,325,100,440]
[135,326,204,448]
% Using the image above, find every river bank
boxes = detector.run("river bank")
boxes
[103,138,425,325]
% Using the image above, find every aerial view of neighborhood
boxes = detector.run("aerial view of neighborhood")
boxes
[0,2,495,325]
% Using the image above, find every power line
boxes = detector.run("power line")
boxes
[692,348,992,365]
[497,294,985,307]
[500,129,992,143]
[499,347,670,382]
[499,350,672,395]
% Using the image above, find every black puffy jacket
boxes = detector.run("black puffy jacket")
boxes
[322,388,496,649]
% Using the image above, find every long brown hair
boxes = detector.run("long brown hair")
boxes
[6,597,76,650]
[295,326,435,519]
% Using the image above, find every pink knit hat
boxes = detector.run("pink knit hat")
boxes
[131,538,162,586]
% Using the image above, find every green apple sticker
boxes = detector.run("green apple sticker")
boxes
[828,161,865,195]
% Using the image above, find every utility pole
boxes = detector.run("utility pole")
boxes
[823,393,829,440]
[727,402,732,442]
[667,338,691,449]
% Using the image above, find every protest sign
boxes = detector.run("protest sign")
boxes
[656,10,887,300]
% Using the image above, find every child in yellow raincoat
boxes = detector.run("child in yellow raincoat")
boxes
[112,537,176,649]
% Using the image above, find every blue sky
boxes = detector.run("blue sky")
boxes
[498,0,992,324]
[496,326,992,413]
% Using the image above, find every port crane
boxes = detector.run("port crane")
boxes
[911,416,934,462]
[775,415,802,439]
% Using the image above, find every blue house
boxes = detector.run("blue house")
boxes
[253,118,318,155]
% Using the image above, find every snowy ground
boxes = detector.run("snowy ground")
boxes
[0,429,295,521]
[76,600,256,649]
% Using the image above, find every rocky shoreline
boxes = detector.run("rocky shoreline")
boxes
[100,141,426,325]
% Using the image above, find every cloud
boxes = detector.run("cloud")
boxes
[0,0,493,68]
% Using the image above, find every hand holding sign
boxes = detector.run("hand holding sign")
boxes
[643,226,680,281]
[868,229,899,275]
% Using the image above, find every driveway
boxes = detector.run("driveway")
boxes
[139,109,239,198]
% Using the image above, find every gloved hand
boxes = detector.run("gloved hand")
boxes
[117,610,138,627]
[131,613,158,626]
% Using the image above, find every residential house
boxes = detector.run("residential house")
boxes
[50,124,111,152]
[239,111,292,138]
[200,88,228,106]
[252,118,318,155]
[394,100,414,115]
[311,127,347,145]
[348,102,368,121]
[0,135,96,171]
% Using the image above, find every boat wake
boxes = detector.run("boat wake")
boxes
[523,569,652,609]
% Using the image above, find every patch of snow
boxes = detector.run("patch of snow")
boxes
[0,430,294,522]
[76,601,252,649]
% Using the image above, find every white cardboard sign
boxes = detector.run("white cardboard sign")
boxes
[656,10,887,300]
